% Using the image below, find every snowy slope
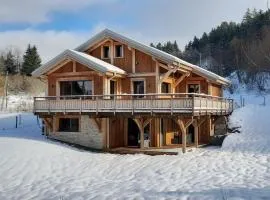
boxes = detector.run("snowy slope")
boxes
[0,113,270,199]
[222,104,270,153]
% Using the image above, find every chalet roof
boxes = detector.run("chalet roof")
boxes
[32,49,126,77]
[75,29,230,86]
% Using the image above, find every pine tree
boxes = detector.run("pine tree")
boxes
[21,44,42,75]
[0,55,4,75]
[4,51,16,74]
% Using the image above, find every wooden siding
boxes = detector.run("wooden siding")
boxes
[212,83,222,97]
[135,49,156,73]
[109,117,125,148]
[175,72,209,94]
[114,44,133,73]
[47,61,103,96]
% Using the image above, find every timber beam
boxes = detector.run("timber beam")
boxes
[133,118,152,149]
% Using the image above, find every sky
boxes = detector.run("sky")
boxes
[0,0,268,62]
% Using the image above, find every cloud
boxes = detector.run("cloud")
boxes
[0,0,267,63]
[0,29,90,62]
[0,0,117,23]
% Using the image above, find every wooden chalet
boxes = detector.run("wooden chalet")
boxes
[32,29,233,153]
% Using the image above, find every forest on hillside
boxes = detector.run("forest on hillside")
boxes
[151,8,270,92]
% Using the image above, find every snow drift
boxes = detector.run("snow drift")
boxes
[222,104,270,153]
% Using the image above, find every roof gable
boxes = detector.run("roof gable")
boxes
[32,49,126,77]
[75,29,230,86]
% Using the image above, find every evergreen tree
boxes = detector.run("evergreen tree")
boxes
[4,51,16,74]
[151,41,183,59]
[0,55,4,74]
[21,44,42,75]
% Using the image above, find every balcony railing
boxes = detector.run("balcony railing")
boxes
[33,93,233,116]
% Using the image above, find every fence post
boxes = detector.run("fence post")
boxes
[263,96,266,106]
[15,116,18,128]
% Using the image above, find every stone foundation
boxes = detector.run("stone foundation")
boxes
[48,115,105,149]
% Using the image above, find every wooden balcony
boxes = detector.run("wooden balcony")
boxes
[33,93,233,117]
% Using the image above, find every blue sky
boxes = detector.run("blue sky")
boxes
[0,0,267,62]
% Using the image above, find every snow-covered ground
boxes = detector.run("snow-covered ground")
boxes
[0,105,270,199]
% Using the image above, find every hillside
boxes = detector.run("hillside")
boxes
[0,75,45,96]
[152,9,270,94]
[0,75,45,112]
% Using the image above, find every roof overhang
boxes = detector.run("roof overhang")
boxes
[75,29,231,86]
[32,49,126,78]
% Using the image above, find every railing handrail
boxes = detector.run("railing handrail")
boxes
[33,93,234,115]
[34,93,232,101]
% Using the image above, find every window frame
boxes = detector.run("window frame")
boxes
[161,82,172,94]
[56,77,94,97]
[114,44,124,58]
[58,117,80,132]
[101,45,110,59]
[131,78,146,99]
[186,82,201,94]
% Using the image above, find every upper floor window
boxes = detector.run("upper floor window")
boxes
[102,46,110,59]
[161,82,171,93]
[188,84,200,94]
[115,44,123,58]
[60,80,93,96]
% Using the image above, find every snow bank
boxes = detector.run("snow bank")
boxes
[0,113,270,199]
[222,104,270,153]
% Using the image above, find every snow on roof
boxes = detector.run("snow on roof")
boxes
[32,49,126,77]
[75,29,231,86]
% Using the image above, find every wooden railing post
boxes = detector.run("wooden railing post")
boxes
[64,97,66,114]
[114,95,116,115]
[80,97,82,114]
[221,99,223,115]
[96,96,99,115]
[132,96,134,115]
[170,94,173,115]
[192,94,195,116]
[48,98,51,114]
[150,95,153,115]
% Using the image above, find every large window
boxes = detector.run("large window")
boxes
[58,118,79,132]
[115,44,123,58]
[161,82,171,93]
[60,80,93,96]
[102,46,110,59]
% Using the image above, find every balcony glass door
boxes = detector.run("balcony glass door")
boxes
[110,80,116,99]
[60,80,93,97]
[188,84,200,94]
[133,80,145,98]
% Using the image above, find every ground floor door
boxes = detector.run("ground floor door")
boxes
[128,118,140,147]
[187,124,195,144]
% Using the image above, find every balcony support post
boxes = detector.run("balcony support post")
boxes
[193,119,199,148]
[133,118,152,149]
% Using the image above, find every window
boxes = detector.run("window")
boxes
[133,80,145,98]
[188,84,200,94]
[115,45,123,58]
[110,80,116,99]
[161,82,171,93]
[102,46,110,59]
[60,80,93,96]
[58,118,79,132]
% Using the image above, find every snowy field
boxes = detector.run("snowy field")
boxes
[0,106,270,199]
